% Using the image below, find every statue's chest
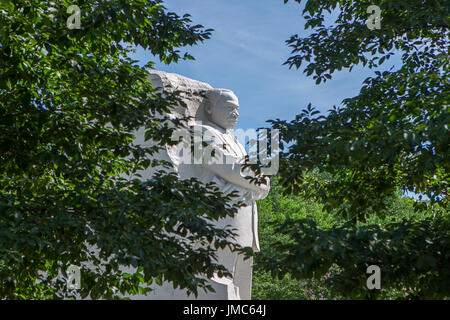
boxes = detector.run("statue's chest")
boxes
[220,134,246,157]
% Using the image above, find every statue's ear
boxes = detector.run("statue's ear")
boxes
[204,101,213,116]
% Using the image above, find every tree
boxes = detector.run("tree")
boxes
[0,0,242,299]
[252,177,336,300]
[262,0,449,298]
[253,178,442,300]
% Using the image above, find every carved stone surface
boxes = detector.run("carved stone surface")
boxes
[127,71,270,300]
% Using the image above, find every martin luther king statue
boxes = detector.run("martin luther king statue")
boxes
[129,71,270,300]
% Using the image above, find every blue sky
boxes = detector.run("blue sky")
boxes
[130,0,394,131]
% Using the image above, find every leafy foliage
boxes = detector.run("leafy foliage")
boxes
[252,178,336,300]
[0,0,243,299]
[274,0,449,220]
[253,179,446,299]
[260,0,449,299]
[263,215,449,299]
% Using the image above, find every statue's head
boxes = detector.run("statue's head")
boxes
[204,89,240,130]
[205,89,239,130]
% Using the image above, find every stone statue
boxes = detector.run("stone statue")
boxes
[128,71,270,300]
[183,88,269,300]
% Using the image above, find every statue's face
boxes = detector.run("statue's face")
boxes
[207,91,240,130]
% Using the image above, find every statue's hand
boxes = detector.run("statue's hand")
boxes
[243,190,254,203]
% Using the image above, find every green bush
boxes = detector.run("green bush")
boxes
[252,178,448,300]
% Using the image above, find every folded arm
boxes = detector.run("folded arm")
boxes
[203,153,269,195]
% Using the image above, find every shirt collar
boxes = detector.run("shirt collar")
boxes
[202,120,231,135]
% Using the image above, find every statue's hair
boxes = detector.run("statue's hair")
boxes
[205,88,234,109]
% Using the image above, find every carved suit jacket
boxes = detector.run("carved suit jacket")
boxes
[172,121,267,251]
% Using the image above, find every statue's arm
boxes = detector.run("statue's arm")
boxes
[205,161,269,194]
[200,126,269,195]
